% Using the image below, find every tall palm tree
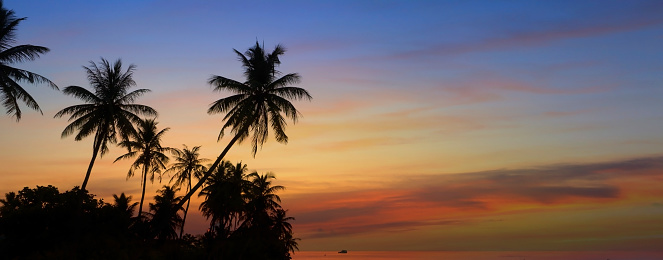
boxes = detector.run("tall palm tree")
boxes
[179,42,311,208]
[148,185,183,240]
[165,144,208,238]
[54,58,156,190]
[0,1,57,121]
[114,118,171,217]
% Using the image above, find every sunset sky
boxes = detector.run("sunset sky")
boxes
[1,0,662,251]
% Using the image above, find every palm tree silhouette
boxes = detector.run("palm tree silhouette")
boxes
[0,1,57,121]
[246,172,284,221]
[271,209,299,256]
[179,42,311,208]
[54,58,156,191]
[199,161,249,237]
[112,193,138,219]
[148,185,183,240]
[165,144,209,238]
[114,118,172,217]
[271,209,294,240]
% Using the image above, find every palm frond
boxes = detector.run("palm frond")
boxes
[0,45,49,63]
[61,86,100,103]
[208,75,249,93]
[1,76,40,119]
[116,88,150,104]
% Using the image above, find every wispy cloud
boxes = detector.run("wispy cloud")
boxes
[386,6,663,60]
[289,156,663,239]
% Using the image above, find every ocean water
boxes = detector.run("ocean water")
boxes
[292,251,663,260]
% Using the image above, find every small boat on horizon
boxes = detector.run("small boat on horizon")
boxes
[338,250,348,253]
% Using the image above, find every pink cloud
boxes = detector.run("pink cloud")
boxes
[287,156,663,239]
[390,15,663,59]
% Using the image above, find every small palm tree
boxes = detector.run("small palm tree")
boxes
[245,172,284,227]
[148,185,183,240]
[271,209,294,240]
[179,42,311,208]
[111,193,138,219]
[271,208,299,257]
[0,1,58,121]
[198,161,247,237]
[54,58,156,191]
[114,118,172,217]
[165,144,208,238]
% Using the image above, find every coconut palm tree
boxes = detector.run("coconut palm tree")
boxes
[111,193,138,219]
[198,161,248,237]
[271,208,299,257]
[165,144,208,238]
[114,118,171,217]
[54,58,155,191]
[179,42,311,208]
[0,1,58,121]
[148,185,183,240]
[270,209,294,240]
[245,172,284,227]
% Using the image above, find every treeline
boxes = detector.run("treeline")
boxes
[0,161,297,260]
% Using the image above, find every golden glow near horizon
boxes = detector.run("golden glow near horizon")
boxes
[2,0,663,252]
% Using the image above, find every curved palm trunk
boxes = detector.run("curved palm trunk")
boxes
[138,164,149,217]
[81,131,105,190]
[177,130,245,208]
[179,179,191,239]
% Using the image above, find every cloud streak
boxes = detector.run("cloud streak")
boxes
[289,156,663,239]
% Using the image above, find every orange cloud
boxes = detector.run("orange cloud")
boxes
[286,156,663,243]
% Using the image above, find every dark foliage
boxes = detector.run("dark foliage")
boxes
[0,186,202,259]
[0,0,58,121]
[199,162,299,260]
[0,175,298,259]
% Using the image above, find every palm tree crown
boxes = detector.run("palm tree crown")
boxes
[165,144,209,238]
[148,185,183,240]
[54,58,156,190]
[208,41,312,155]
[178,42,311,209]
[114,118,172,216]
[0,1,57,120]
[198,161,249,237]
[166,145,208,189]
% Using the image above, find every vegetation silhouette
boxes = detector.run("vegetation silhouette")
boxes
[54,58,157,191]
[0,166,298,259]
[115,118,173,217]
[178,41,312,209]
[2,31,303,258]
[0,0,57,121]
[199,161,299,259]
[148,185,184,240]
[165,144,209,238]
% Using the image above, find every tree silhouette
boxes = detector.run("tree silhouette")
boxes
[199,161,248,237]
[197,164,298,259]
[114,118,172,217]
[245,172,284,228]
[111,192,138,219]
[165,144,209,238]
[0,0,57,121]
[271,209,299,259]
[148,185,183,240]
[54,58,156,190]
[179,42,311,208]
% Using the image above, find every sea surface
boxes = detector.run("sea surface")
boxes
[292,251,663,260]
